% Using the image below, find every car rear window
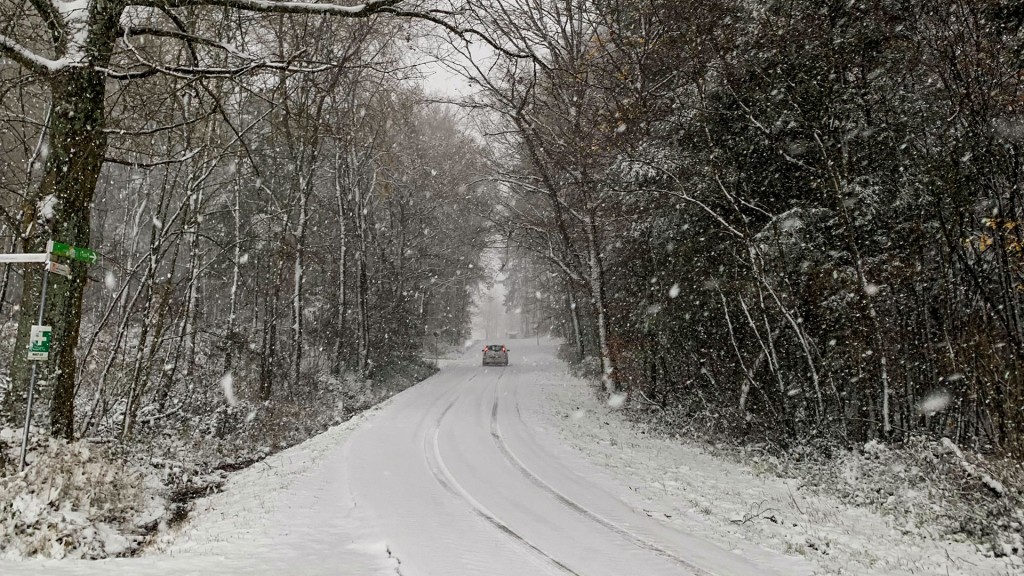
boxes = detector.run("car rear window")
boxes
[487,345,504,351]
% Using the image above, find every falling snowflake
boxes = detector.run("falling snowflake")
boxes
[917,390,951,415]
[220,372,237,406]
[37,195,58,221]
[607,393,627,409]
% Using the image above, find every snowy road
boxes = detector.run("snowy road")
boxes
[1,340,807,575]
[342,340,798,576]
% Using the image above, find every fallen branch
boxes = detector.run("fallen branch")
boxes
[730,499,779,525]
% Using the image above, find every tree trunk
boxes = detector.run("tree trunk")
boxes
[356,217,370,375]
[224,184,242,372]
[0,236,17,319]
[354,157,371,376]
[7,67,109,440]
[566,282,584,360]
[333,150,348,374]
[292,176,310,392]
[584,213,615,393]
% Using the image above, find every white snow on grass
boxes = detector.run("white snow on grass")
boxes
[0,435,146,561]
[540,367,1021,576]
[0,406,399,575]
[606,392,626,409]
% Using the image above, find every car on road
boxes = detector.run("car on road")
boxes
[482,344,509,366]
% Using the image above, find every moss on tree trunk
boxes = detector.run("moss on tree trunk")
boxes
[4,67,108,440]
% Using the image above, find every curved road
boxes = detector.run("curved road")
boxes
[344,340,791,576]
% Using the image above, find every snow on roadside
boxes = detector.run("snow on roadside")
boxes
[0,432,147,560]
[539,368,1022,576]
[150,404,394,572]
[0,405,398,575]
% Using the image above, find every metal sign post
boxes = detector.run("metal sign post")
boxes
[19,266,50,470]
[0,240,97,471]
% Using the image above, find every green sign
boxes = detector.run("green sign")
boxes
[48,241,97,264]
[28,325,52,361]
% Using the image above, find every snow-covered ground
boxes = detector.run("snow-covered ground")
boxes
[0,407,393,575]
[544,360,1023,576]
[342,341,806,576]
[1,339,1018,575]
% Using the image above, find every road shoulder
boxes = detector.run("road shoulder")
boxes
[538,365,1020,576]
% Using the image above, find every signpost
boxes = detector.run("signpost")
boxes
[0,240,98,470]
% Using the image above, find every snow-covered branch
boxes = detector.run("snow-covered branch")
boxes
[116,59,336,79]
[132,0,404,16]
[0,32,64,74]
[127,0,532,60]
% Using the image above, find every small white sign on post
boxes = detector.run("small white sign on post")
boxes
[28,325,52,361]
[44,260,72,278]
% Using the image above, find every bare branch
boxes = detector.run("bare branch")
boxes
[121,25,254,62]
[377,7,534,60]
[27,0,65,49]
[103,116,205,136]
[105,149,201,168]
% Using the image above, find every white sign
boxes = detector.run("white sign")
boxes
[28,325,52,361]
[44,261,72,278]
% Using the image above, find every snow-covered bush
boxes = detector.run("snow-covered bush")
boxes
[0,431,146,559]
[784,436,1024,555]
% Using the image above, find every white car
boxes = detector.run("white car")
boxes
[482,344,509,366]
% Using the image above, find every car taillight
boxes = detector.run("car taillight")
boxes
[501,346,506,353]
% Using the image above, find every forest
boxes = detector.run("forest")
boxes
[479,0,1024,458]
[0,1,490,451]
[0,0,1021,488]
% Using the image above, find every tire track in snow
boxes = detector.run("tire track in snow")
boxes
[372,368,481,575]
[489,375,717,576]
[423,369,581,576]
